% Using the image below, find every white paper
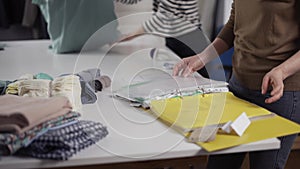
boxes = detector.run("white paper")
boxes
[230,112,251,137]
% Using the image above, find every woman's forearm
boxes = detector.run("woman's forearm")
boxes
[276,50,300,80]
[199,37,232,65]
[212,38,231,56]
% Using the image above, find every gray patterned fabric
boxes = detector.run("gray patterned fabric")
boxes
[76,68,112,104]
[17,120,108,160]
[76,69,100,104]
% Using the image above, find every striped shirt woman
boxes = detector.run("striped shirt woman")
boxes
[117,0,201,37]
[117,0,210,77]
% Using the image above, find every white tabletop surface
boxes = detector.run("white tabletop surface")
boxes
[0,38,280,169]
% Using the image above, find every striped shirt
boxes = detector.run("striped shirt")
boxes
[143,0,201,37]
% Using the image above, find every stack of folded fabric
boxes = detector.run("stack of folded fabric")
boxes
[1,69,111,108]
[17,120,108,160]
[5,73,48,95]
[51,75,82,111]
[0,95,76,155]
[18,75,82,111]
[0,69,111,160]
[18,79,51,97]
[0,95,109,160]
[4,74,82,111]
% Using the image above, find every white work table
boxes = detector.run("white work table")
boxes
[0,38,280,169]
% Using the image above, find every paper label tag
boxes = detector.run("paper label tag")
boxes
[230,112,251,136]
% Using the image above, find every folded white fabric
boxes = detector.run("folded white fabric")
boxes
[17,75,82,111]
[52,75,82,111]
[18,79,51,97]
[6,74,35,95]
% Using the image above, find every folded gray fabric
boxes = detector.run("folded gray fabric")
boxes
[79,81,97,104]
[61,68,100,104]
[62,68,111,104]
[59,73,95,105]
[76,68,101,83]
[17,120,108,160]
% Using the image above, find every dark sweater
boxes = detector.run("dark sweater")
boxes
[218,0,300,91]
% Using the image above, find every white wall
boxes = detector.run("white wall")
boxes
[223,0,233,24]
[198,0,232,39]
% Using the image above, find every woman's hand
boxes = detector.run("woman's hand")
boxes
[173,38,229,77]
[261,68,286,103]
[172,54,206,77]
[118,27,145,42]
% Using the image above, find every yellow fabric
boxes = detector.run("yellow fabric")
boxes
[195,115,300,152]
[150,92,300,152]
[150,92,271,130]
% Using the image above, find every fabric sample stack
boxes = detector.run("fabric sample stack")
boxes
[3,74,82,111]
[0,95,108,160]
[0,95,75,155]
[0,69,110,160]
[17,75,82,111]
[1,69,111,109]
[17,120,108,160]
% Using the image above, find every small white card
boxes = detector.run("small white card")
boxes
[220,112,251,136]
[220,120,232,133]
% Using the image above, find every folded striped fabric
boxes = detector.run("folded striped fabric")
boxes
[115,0,142,4]
[17,120,108,160]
